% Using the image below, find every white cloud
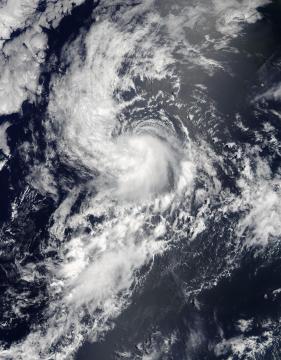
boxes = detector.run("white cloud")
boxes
[0,2,198,358]
[231,156,281,247]
[0,29,47,114]
[0,0,86,116]
[0,0,39,46]
[257,83,281,101]
[213,0,269,37]
[215,331,273,358]
[0,120,10,155]
[238,179,281,246]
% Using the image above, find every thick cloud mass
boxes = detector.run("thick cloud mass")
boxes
[112,134,180,200]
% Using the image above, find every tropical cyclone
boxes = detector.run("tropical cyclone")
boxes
[0,0,281,359]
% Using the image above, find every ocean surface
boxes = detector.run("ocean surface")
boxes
[0,1,281,359]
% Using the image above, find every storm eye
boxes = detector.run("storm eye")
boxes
[112,134,181,201]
